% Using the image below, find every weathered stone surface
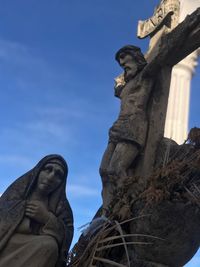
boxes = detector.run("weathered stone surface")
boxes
[100,7,200,213]
[68,6,200,267]
[0,154,73,267]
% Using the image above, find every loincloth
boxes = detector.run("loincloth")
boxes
[109,114,148,147]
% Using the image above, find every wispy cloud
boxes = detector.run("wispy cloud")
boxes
[35,107,85,120]
[0,38,104,249]
[0,39,90,151]
[0,38,108,152]
[0,154,33,167]
[0,39,29,63]
[0,39,69,88]
[26,120,69,140]
[68,184,100,198]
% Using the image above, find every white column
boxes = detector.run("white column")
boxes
[164,52,198,143]
[164,0,200,144]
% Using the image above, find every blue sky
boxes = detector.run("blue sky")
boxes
[0,1,199,266]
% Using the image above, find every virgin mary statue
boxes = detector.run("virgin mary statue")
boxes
[0,154,74,267]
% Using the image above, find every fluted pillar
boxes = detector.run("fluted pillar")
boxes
[164,51,198,143]
[164,0,200,144]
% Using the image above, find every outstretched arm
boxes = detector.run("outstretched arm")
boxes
[161,7,200,66]
[145,7,200,75]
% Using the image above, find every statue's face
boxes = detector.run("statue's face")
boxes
[118,52,138,82]
[37,163,65,194]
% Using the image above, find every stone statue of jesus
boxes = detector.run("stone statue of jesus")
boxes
[100,7,200,214]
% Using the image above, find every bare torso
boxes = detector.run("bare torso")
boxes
[109,70,153,146]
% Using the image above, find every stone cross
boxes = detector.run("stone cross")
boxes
[136,5,200,178]
[138,0,200,145]
[137,0,180,61]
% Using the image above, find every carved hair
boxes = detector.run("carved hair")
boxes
[115,45,147,71]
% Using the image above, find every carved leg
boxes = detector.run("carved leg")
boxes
[99,141,116,178]
[100,142,139,214]
[108,141,139,184]
[99,142,116,214]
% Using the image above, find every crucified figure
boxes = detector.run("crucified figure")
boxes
[99,8,200,214]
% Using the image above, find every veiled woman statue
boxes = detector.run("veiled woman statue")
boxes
[0,154,74,267]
